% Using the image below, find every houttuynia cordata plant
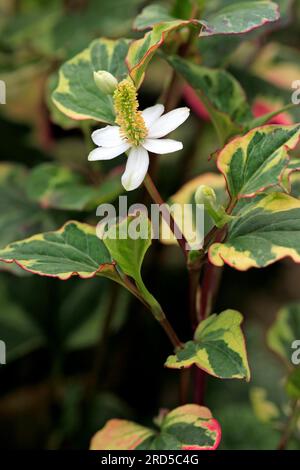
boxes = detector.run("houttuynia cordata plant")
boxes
[0,0,300,451]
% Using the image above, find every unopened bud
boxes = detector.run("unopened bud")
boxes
[93,70,118,95]
[195,185,233,228]
[195,185,217,206]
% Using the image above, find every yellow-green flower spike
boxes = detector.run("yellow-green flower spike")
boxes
[113,79,147,146]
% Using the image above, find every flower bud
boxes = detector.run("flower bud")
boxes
[93,70,118,95]
[195,185,233,228]
[195,185,217,206]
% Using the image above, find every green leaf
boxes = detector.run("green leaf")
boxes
[267,303,300,368]
[200,1,279,37]
[167,55,252,144]
[103,216,164,319]
[128,2,279,87]
[166,310,250,380]
[127,20,194,88]
[90,404,221,450]
[0,221,116,280]
[52,38,130,122]
[0,217,164,320]
[217,124,300,199]
[286,369,300,399]
[26,163,123,211]
[209,193,300,271]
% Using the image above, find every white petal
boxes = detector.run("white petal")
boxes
[121,146,149,191]
[91,125,124,147]
[88,142,130,161]
[142,138,183,154]
[142,104,165,129]
[148,107,190,138]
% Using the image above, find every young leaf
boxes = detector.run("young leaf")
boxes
[90,404,221,450]
[52,38,130,122]
[0,221,116,280]
[166,310,250,381]
[103,215,164,319]
[267,303,300,368]
[209,192,300,271]
[217,124,300,199]
[167,55,252,144]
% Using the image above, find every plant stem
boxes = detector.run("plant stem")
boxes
[161,318,183,349]
[193,198,237,404]
[144,173,190,258]
[277,400,300,450]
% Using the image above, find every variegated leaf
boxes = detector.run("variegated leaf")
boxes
[267,303,300,368]
[199,1,279,37]
[52,38,130,122]
[90,404,221,450]
[0,217,163,318]
[217,124,300,199]
[0,221,116,280]
[128,2,279,87]
[209,192,300,270]
[167,55,252,144]
[127,20,196,88]
[166,310,250,380]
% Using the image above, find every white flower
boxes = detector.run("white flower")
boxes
[88,104,190,191]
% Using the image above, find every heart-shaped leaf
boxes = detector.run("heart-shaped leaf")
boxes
[166,309,250,380]
[128,2,279,87]
[209,192,300,271]
[217,124,300,199]
[90,404,221,450]
[0,217,164,319]
[52,38,130,122]
[0,221,116,280]
[103,215,164,319]
[199,1,279,37]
